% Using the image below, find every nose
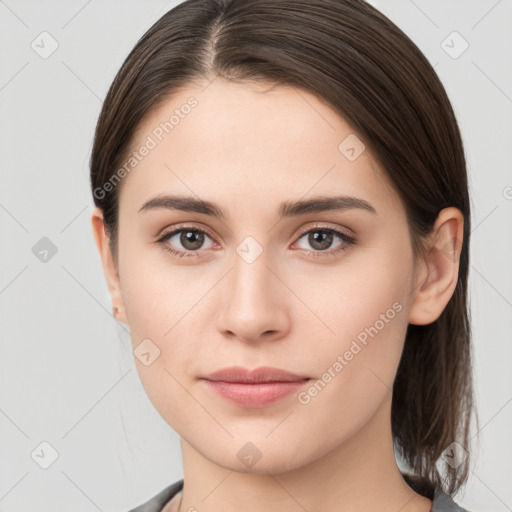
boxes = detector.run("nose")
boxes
[215,246,291,344]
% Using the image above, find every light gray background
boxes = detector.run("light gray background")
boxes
[1,1,511,511]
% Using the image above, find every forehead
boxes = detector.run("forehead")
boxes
[119,78,400,220]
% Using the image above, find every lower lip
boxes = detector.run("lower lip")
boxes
[201,379,310,408]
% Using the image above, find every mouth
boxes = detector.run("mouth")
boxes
[200,366,311,408]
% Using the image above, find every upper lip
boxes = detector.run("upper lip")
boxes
[202,366,310,383]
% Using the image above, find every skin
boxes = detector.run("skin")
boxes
[92,78,464,512]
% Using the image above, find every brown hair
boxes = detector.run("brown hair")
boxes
[90,0,476,496]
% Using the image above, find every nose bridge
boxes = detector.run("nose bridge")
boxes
[217,238,288,340]
[232,243,272,303]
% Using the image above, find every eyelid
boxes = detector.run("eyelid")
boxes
[156,222,219,244]
[294,222,354,239]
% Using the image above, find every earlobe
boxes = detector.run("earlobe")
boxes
[91,207,128,324]
[408,207,464,326]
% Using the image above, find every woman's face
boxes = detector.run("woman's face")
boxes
[107,78,420,473]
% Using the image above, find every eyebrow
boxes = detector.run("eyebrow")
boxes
[138,194,377,218]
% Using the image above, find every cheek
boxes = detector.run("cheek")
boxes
[290,243,412,387]
[121,265,205,425]
[285,257,410,448]
[287,215,412,326]
[119,239,207,335]
[119,249,212,398]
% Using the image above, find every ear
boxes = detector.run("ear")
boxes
[408,207,464,326]
[91,206,128,325]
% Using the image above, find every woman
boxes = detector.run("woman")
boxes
[90,0,476,510]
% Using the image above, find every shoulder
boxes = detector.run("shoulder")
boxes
[127,479,184,512]
[401,471,470,512]
[127,475,472,512]
[431,486,471,512]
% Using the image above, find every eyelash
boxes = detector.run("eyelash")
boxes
[156,224,356,259]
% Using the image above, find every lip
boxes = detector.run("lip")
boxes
[200,366,311,408]
[202,365,310,383]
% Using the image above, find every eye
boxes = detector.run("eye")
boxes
[156,226,216,258]
[293,226,356,257]
[156,224,356,259]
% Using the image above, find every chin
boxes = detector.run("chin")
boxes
[198,436,313,475]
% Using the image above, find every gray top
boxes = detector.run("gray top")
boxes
[128,473,470,512]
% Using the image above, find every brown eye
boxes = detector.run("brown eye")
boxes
[157,227,215,258]
[176,230,206,251]
[294,227,356,256]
